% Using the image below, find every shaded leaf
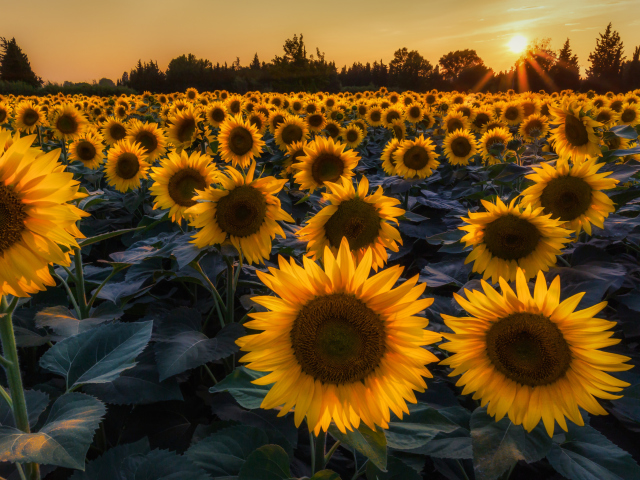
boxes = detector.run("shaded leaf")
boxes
[366,455,421,480]
[237,444,291,480]
[209,367,270,409]
[329,423,387,470]
[35,306,112,338]
[386,403,462,451]
[68,437,151,480]
[0,389,49,429]
[120,448,212,480]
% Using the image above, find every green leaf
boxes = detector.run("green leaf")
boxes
[40,321,153,390]
[237,444,292,480]
[328,423,387,471]
[35,306,112,338]
[120,448,212,480]
[366,455,421,480]
[310,470,341,480]
[78,226,147,247]
[546,422,640,480]
[0,393,106,470]
[385,403,463,451]
[0,389,49,429]
[609,125,639,140]
[470,407,552,480]
[209,366,270,409]
[68,438,150,480]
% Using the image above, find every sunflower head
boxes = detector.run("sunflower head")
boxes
[167,105,201,151]
[14,101,45,133]
[341,124,365,148]
[68,134,105,169]
[217,114,265,169]
[443,129,478,166]
[443,111,470,134]
[49,104,88,141]
[480,127,512,165]
[549,101,602,164]
[274,114,309,152]
[101,117,129,145]
[518,114,550,142]
[105,140,150,192]
[126,120,167,162]
[393,135,440,179]
[237,237,441,434]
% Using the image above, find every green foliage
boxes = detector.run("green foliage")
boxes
[328,423,387,470]
[209,367,270,409]
[0,37,42,87]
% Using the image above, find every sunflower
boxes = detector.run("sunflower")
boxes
[236,237,441,434]
[101,117,129,145]
[518,114,550,142]
[204,102,228,128]
[186,162,293,264]
[393,135,439,179]
[306,112,327,133]
[13,101,45,134]
[521,159,618,235]
[341,124,365,148]
[500,101,525,126]
[549,101,602,164]
[443,129,478,166]
[442,111,470,134]
[298,176,404,271]
[268,110,287,135]
[480,127,512,165]
[105,140,150,192]
[618,103,640,127]
[388,119,407,141]
[274,115,309,152]
[460,198,572,284]
[186,87,199,102]
[68,134,105,169]
[217,114,265,169]
[0,135,89,297]
[381,138,402,175]
[440,268,631,437]
[470,107,494,133]
[247,112,268,136]
[365,106,384,127]
[594,107,618,128]
[0,102,11,125]
[49,104,88,141]
[149,150,220,223]
[126,120,167,162]
[292,136,359,193]
[167,105,201,151]
[281,140,308,177]
[381,106,404,127]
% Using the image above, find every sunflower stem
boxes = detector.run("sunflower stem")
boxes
[192,261,226,329]
[557,255,571,268]
[350,459,368,480]
[87,266,127,311]
[16,464,27,480]
[226,257,234,325]
[73,248,89,320]
[52,272,82,316]
[313,429,327,473]
[324,440,341,466]
[0,296,40,480]
[0,384,13,410]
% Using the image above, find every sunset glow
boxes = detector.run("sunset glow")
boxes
[508,35,528,54]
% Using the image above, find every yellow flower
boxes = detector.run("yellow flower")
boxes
[105,140,150,192]
[204,102,228,128]
[237,237,441,434]
[518,114,550,142]
[274,114,309,153]
[460,198,572,284]
[500,101,525,126]
[49,104,88,141]
[217,114,265,169]
[126,120,167,162]
[186,163,293,264]
[381,138,402,175]
[167,105,201,151]
[13,101,45,134]
[442,111,470,134]
[443,129,478,166]
[341,124,365,148]
[393,135,439,179]
[101,117,129,145]
[68,134,105,169]
[618,103,640,126]
[480,127,512,165]
[440,268,631,436]
[549,101,602,164]
[0,135,88,297]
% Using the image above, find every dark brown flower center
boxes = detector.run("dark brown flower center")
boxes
[308,114,325,128]
[76,140,97,161]
[176,117,196,144]
[280,124,303,145]
[115,153,140,180]
[22,108,40,126]
[211,108,226,123]
[0,185,27,254]
[324,197,381,251]
[450,137,472,157]
[228,127,254,156]
[311,154,345,186]
[291,293,386,384]
[504,106,520,121]
[540,175,592,222]
[168,168,207,207]
[473,112,490,129]
[346,129,360,143]
[486,312,571,386]
[483,214,541,260]
[135,130,159,154]
[109,123,127,141]
[621,109,637,124]
[446,118,464,133]
[564,114,589,147]
[403,145,431,170]
[56,114,78,135]
[215,185,267,237]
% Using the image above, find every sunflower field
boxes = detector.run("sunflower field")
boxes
[1,87,640,480]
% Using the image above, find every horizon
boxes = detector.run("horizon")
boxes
[2,0,639,85]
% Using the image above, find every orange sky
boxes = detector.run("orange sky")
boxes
[2,0,639,84]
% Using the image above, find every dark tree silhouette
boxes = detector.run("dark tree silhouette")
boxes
[622,46,640,91]
[250,53,261,70]
[439,49,484,80]
[0,37,42,87]
[550,38,580,91]
[389,48,434,91]
[515,38,557,92]
[587,23,625,91]
[127,60,166,93]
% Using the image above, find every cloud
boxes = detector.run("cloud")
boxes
[507,5,546,11]
[565,23,580,25]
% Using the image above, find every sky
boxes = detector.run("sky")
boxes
[1,0,639,84]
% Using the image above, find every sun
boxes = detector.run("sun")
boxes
[508,34,528,54]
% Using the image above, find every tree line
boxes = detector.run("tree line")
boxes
[1,24,638,95]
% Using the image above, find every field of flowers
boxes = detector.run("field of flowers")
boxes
[0,87,639,480]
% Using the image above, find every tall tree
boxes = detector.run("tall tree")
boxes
[389,48,433,91]
[550,38,580,91]
[250,53,261,70]
[515,38,557,92]
[439,49,484,80]
[587,23,625,91]
[0,37,43,87]
[622,46,640,91]
[128,60,166,93]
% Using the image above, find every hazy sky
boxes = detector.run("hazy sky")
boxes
[2,0,639,84]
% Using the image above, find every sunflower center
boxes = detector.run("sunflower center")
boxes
[135,131,158,154]
[176,117,196,143]
[451,137,472,157]
[228,127,254,156]
[403,145,431,170]
[596,111,611,124]
[447,118,464,132]
[56,114,78,134]
[621,109,636,123]
[540,175,592,222]
[0,185,27,254]
[311,154,345,185]
[505,107,520,120]
[473,113,490,129]
[291,293,386,384]
[483,214,540,260]
[610,100,622,112]
[168,168,207,207]
[211,108,225,123]
[524,119,544,136]
[325,123,340,138]
[486,312,571,386]
[564,114,589,147]
[0,110,6,123]
[408,106,421,118]
[346,129,359,143]
[370,111,381,122]
[22,109,39,126]
[115,153,140,180]
[324,198,381,250]
[271,115,285,131]
[385,111,401,122]
[308,114,324,127]
[109,123,127,141]
[76,140,97,161]
[281,124,303,145]
[215,185,267,238]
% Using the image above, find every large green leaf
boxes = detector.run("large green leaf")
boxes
[328,423,387,471]
[209,366,270,409]
[69,438,151,480]
[0,389,49,429]
[470,407,552,480]
[40,321,153,390]
[237,444,292,480]
[366,455,421,480]
[546,422,640,480]
[35,305,111,338]
[186,425,291,477]
[310,470,341,480]
[119,448,212,480]
[0,393,106,470]
[385,403,462,450]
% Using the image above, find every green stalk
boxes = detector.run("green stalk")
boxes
[313,429,327,474]
[225,257,234,325]
[73,248,89,319]
[192,261,226,329]
[0,296,40,480]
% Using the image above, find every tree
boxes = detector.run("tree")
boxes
[0,37,43,87]
[622,46,640,91]
[550,38,580,91]
[515,38,557,92]
[439,49,484,80]
[165,54,214,92]
[128,60,166,93]
[250,53,261,70]
[98,78,116,87]
[587,23,625,91]
[388,47,433,91]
